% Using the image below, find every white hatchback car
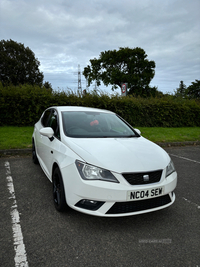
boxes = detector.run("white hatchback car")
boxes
[32,106,177,217]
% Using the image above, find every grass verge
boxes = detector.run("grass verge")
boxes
[139,127,200,143]
[0,126,34,150]
[0,126,200,150]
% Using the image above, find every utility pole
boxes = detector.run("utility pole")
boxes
[85,77,89,90]
[83,77,89,95]
[78,64,82,94]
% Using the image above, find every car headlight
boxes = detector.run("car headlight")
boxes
[75,160,119,183]
[166,160,176,178]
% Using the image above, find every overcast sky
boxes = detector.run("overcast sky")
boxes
[0,0,200,94]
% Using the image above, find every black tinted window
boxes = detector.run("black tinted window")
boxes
[41,109,51,127]
[47,110,60,139]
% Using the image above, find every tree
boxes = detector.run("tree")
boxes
[186,79,200,99]
[174,81,187,98]
[83,47,156,97]
[43,81,53,92]
[0,39,44,86]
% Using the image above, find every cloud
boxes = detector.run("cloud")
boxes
[0,0,199,93]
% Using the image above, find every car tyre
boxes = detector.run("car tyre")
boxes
[32,140,39,164]
[52,167,68,212]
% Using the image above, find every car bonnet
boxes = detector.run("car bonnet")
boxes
[63,136,170,173]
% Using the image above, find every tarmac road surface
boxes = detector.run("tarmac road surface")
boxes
[0,146,200,267]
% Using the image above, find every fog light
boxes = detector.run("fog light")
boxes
[75,199,104,211]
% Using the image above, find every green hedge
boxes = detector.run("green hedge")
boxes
[0,83,200,127]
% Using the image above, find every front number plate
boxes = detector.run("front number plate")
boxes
[127,187,164,201]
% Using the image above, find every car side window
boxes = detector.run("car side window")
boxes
[47,110,60,139]
[41,109,51,127]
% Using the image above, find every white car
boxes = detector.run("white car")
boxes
[32,106,177,217]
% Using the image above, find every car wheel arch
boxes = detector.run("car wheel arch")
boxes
[32,138,39,164]
[52,164,69,212]
[52,162,59,181]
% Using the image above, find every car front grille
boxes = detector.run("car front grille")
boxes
[106,194,171,214]
[122,170,162,185]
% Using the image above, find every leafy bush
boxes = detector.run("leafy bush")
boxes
[0,83,200,127]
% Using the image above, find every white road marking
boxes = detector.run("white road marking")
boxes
[183,197,200,210]
[169,153,200,164]
[5,161,29,267]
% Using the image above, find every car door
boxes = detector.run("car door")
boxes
[38,109,61,179]
[35,108,51,167]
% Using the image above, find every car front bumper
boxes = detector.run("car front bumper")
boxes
[62,164,177,217]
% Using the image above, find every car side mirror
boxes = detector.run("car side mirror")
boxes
[39,127,54,141]
[134,128,141,135]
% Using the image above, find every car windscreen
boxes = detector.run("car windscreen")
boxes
[62,111,139,138]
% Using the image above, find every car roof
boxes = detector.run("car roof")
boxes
[50,106,114,114]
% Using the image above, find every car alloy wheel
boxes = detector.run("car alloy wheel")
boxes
[52,167,68,212]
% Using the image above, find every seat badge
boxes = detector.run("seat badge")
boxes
[143,175,149,182]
